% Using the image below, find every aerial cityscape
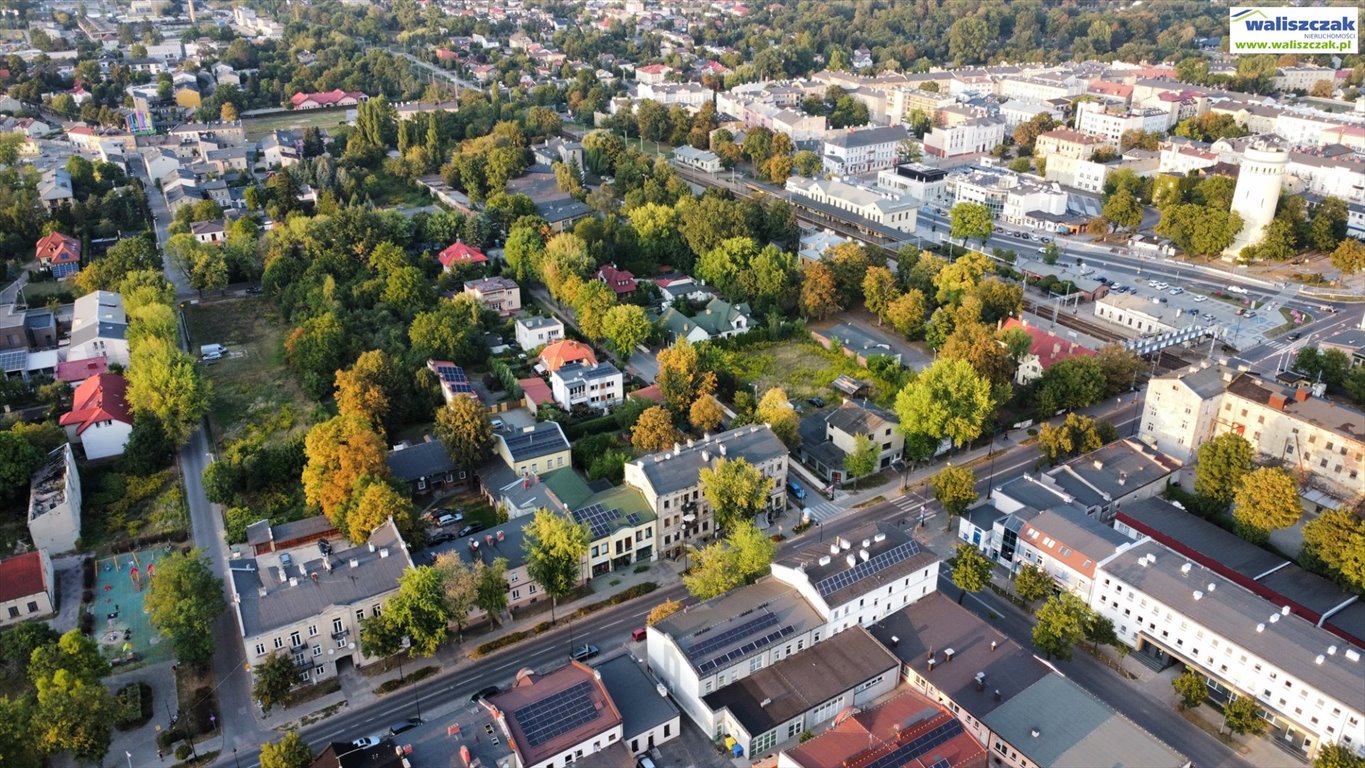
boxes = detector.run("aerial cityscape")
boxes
[2,1,1365,767]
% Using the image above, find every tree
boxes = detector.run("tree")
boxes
[1313,744,1365,768]
[345,479,415,544]
[384,565,452,657]
[1014,564,1054,605]
[434,396,494,478]
[287,312,350,399]
[434,554,478,640]
[932,465,979,531]
[843,435,879,488]
[700,457,772,534]
[1194,432,1254,504]
[792,150,823,177]
[1095,344,1145,396]
[948,16,989,65]
[0,696,39,768]
[260,731,313,768]
[473,558,510,626]
[1173,669,1208,710]
[756,387,800,448]
[1232,467,1302,543]
[522,509,590,624]
[251,652,300,714]
[689,394,725,433]
[862,266,899,322]
[302,414,389,528]
[1102,186,1143,232]
[684,521,776,599]
[1037,413,1106,465]
[800,261,840,320]
[933,250,990,306]
[632,406,683,452]
[1301,509,1365,592]
[125,338,212,446]
[1032,592,1090,661]
[656,338,705,416]
[886,290,928,338]
[1035,357,1107,417]
[144,549,225,665]
[647,599,683,626]
[949,202,994,249]
[1222,695,1267,736]
[895,358,994,447]
[1331,238,1365,287]
[1040,242,1059,265]
[1309,197,1348,252]
[32,668,113,762]
[602,304,651,359]
[334,349,403,433]
[27,630,108,686]
[1,622,59,668]
[949,544,992,604]
[0,431,44,500]
[571,280,615,340]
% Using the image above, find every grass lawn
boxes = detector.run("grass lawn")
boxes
[1267,307,1313,338]
[241,108,350,142]
[705,340,900,407]
[363,168,433,207]
[182,297,323,445]
[79,467,189,554]
[19,280,75,306]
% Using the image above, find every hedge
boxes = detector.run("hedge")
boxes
[374,665,437,694]
[472,582,660,658]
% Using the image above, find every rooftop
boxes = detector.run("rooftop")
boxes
[0,551,47,603]
[626,424,786,497]
[593,656,678,741]
[59,373,132,433]
[498,421,571,464]
[654,578,826,676]
[385,439,455,482]
[1019,506,1130,577]
[782,690,986,768]
[702,626,899,737]
[1000,318,1096,370]
[540,339,597,372]
[28,445,74,524]
[1046,439,1180,507]
[826,124,913,149]
[775,521,936,608]
[824,399,897,438]
[1227,372,1365,443]
[488,661,622,767]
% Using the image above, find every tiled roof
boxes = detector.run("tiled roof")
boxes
[35,232,80,265]
[540,340,597,372]
[59,373,132,433]
[0,551,47,603]
[438,241,488,267]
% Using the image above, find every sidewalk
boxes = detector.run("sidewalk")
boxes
[255,556,684,735]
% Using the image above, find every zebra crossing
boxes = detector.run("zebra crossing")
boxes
[802,492,936,524]
[803,499,843,522]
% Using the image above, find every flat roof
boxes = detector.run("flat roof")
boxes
[775,521,937,607]
[1116,497,1287,578]
[655,578,825,676]
[1048,439,1179,503]
[593,656,678,741]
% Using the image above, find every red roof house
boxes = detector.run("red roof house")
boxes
[289,89,367,110]
[35,232,82,278]
[59,373,134,460]
[438,241,488,271]
[1002,317,1096,385]
[597,264,637,296]
[539,340,597,372]
[0,551,54,626]
[55,356,109,385]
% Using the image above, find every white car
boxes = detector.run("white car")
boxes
[353,736,384,748]
[1227,285,1250,295]
[1147,280,1160,287]
[1155,282,1170,290]
[1192,295,1207,303]
[1169,287,1184,295]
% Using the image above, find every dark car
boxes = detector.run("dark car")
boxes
[458,523,487,538]
[427,533,456,547]
[387,717,422,736]
[470,685,500,703]
[570,644,600,662]
[1287,332,1302,341]
[245,286,263,295]
[807,396,826,407]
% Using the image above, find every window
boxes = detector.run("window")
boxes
[290,632,301,648]
[274,637,284,649]
[313,645,322,657]
[308,624,318,637]
[255,643,266,656]
[332,618,344,635]
[25,601,38,613]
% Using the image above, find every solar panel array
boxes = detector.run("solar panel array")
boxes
[814,540,922,597]
[862,719,964,768]
[513,680,597,747]
[0,348,26,372]
[696,624,795,674]
[625,512,641,525]
[431,362,475,395]
[687,612,779,659]
[572,503,618,539]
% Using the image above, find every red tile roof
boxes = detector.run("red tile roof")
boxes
[289,89,365,107]
[0,551,47,603]
[488,662,622,768]
[56,356,109,383]
[637,64,669,75]
[1002,318,1097,370]
[784,691,987,768]
[520,376,553,406]
[59,373,133,434]
[438,241,488,267]
[539,340,596,372]
[597,264,637,295]
[35,232,81,266]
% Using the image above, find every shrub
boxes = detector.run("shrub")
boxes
[473,629,534,658]
[114,682,153,730]
[374,666,436,694]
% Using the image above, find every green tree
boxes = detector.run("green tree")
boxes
[1222,695,1266,736]
[895,358,994,447]
[1037,413,1105,465]
[344,479,416,545]
[522,509,590,625]
[949,202,994,249]
[27,630,109,686]
[32,668,113,762]
[933,250,991,306]
[0,431,44,500]
[434,553,478,640]
[656,338,705,417]
[1301,509,1365,592]
[1032,592,1090,661]
[144,549,225,665]
[1331,238,1365,288]
[473,557,510,626]
[1232,467,1302,543]
[886,290,928,338]
[843,434,879,488]
[700,457,773,534]
[1313,744,1365,768]
[382,265,435,318]
[949,543,992,604]
[434,395,494,479]
[570,279,616,341]
[1173,669,1208,710]
[0,696,40,768]
[756,387,800,448]
[602,303,651,358]
[1194,432,1254,504]
[1309,197,1348,252]
[948,16,989,65]
[333,349,404,433]
[384,565,452,657]
[286,311,350,399]
[1095,344,1145,396]
[683,521,775,599]
[792,150,823,177]
[1102,186,1143,232]
[251,652,300,714]
[125,337,212,446]
[259,731,313,768]
[1035,357,1107,417]
[932,465,979,530]
[1,621,58,667]
[862,266,899,323]
[1013,564,1054,605]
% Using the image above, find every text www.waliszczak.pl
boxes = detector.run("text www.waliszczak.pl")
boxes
[1233,39,1355,51]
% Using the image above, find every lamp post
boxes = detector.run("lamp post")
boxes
[233,748,241,768]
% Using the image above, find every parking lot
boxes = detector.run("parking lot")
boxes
[1096,275,1297,350]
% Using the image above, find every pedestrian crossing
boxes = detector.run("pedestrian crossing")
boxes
[804,499,842,522]
[802,493,937,524]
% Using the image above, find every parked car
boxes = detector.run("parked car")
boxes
[631,627,648,642]
[428,533,455,546]
[570,644,600,662]
[1192,295,1207,303]
[437,513,462,527]
[786,480,807,501]
[353,736,384,748]
[457,523,486,538]
[470,685,500,703]
[490,418,506,431]
[388,718,422,736]
[808,396,826,407]
[1168,287,1184,295]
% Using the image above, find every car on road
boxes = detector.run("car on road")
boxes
[571,644,600,662]
[1192,295,1207,303]
[1227,285,1249,294]
[1245,311,1257,319]
[457,523,486,538]
[1147,279,1160,287]
[1155,282,1170,290]
[1287,332,1302,341]
[1168,287,1184,295]
[353,736,384,748]
[427,532,455,547]
[786,480,807,501]
[388,718,422,736]
[470,685,500,703]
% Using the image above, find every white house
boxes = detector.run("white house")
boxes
[1138,362,1237,464]
[550,361,624,412]
[514,316,564,352]
[0,550,55,627]
[59,374,133,460]
[28,445,81,554]
[923,115,1006,159]
[822,125,913,176]
[69,290,130,367]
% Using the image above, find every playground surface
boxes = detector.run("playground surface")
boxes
[92,547,174,667]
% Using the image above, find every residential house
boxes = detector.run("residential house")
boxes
[655,276,714,310]
[463,277,521,316]
[425,360,479,404]
[922,115,1007,159]
[495,422,572,478]
[1013,506,1130,600]
[550,361,624,412]
[659,298,753,343]
[69,291,129,367]
[55,357,108,386]
[624,425,789,558]
[672,145,723,173]
[38,168,73,208]
[1000,318,1096,385]
[1138,362,1239,464]
[59,373,133,460]
[385,437,459,495]
[822,125,914,176]
[34,232,81,278]
[438,241,488,271]
[289,89,366,110]
[231,518,412,684]
[539,339,597,373]
[0,550,55,627]
[432,513,581,622]
[485,661,625,768]
[575,485,657,575]
[28,444,81,554]
[597,265,637,297]
[1075,101,1172,144]
[244,516,339,557]
[825,400,903,473]
[259,130,301,168]
[190,220,225,244]
[514,316,564,352]
[636,64,672,85]
[595,655,682,758]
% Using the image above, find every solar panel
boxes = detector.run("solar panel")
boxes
[814,541,922,597]
[696,625,794,673]
[572,503,618,540]
[512,681,597,747]
[926,759,951,768]
[861,719,964,768]
[431,362,475,395]
[0,348,27,372]
[625,512,641,525]
[687,612,779,659]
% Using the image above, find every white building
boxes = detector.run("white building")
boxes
[463,276,522,316]
[875,163,950,204]
[922,115,1006,159]
[999,98,1067,129]
[59,373,133,460]
[997,74,1086,102]
[485,661,629,768]
[514,315,564,352]
[784,177,918,231]
[1224,137,1289,259]
[69,290,130,367]
[945,167,1067,225]
[1093,292,1184,336]
[822,125,913,176]
[672,145,723,173]
[1075,101,1172,144]
[1138,362,1238,464]
[550,361,624,412]
[28,445,81,554]
[0,550,55,627]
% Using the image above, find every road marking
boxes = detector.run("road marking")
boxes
[601,618,624,629]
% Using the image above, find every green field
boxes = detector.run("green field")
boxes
[241,108,351,141]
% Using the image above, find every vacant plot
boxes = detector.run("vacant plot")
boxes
[182,297,321,444]
[706,340,899,406]
[242,108,350,141]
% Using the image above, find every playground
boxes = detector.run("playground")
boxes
[91,547,174,666]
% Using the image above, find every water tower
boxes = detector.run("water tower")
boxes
[1223,137,1288,260]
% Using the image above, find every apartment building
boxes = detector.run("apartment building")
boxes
[550,361,624,412]
[28,444,81,554]
[923,115,1006,159]
[822,125,913,175]
[463,277,522,316]
[875,163,950,204]
[945,167,1067,225]
[1138,362,1239,464]
[1075,101,1172,144]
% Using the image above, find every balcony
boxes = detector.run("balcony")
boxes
[331,628,349,640]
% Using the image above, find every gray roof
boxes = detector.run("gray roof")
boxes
[982,674,1187,768]
[961,502,1006,531]
[594,656,679,741]
[1101,539,1365,707]
[553,361,621,386]
[655,578,825,675]
[425,514,533,571]
[1116,497,1286,578]
[1022,506,1129,560]
[69,321,126,347]
[1326,602,1365,648]
[499,421,570,463]
[702,627,899,737]
[775,521,937,607]
[231,518,412,637]
[385,440,455,481]
[869,593,1050,721]
[824,399,896,439]
[1049,441,1178,505]
[824,125,912,149]
[1160,363,1235,400]
[516,315,561,331]
[993,475,1071,512]
[627,424,787,497]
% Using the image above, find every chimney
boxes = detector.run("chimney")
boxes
[1118,471,1127,486]
[943,648,955,663]
[701,450,710,462]
[846,554,857,568]
[990,641,997,652]
[1092,459,1104,471]
[379,547,390,558]
[889,635,899,647]
[859,548,870,562]
[719,444,728,456]
[1052,342,1061,356]
[323,555,332,572]
[1269,391,1290,410]
[288,577,298,587]
[298,562,307,577]
[927,658,936,672]
[348,558,358,569]
[974,672,985,691]
[1295,387,1310,402]
[497,530,506,542]
[1031,728,1041,738]
[485,534,495,547]
[1181,562,1192,576]
[368,542,377,553]
[310,572,319,585]
[257,586,267,597]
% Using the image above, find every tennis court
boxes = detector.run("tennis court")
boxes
[92,547,175,666]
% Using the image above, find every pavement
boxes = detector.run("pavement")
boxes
[49,554,84,634]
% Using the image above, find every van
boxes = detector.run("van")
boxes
[200,344,227,357]
[786,480,807,501]
[387,717,422,736]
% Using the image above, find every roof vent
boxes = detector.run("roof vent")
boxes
[974,672,986,691]
[1281,605,1291,616]
[846,554,857,568]
[1193,591,1203,601]
[1139,556,1150,568]
[943,648,955,662]
[497,530,505,542]
[1328,645,1338,656]
[859,548,870,562]
[760,697,772,707]
[1256,623,1265,633]
[1207,583,1216,592]
[994,689,1002,702]
[674,443,682,456]
[380,547,390,558]
[818,555,831,567]
[368,542,377,553]
[349,558,358,569]
[927,658,936,672]
[1031,728,1041,738]
[1345,649,1361,662]
[657,683,668,698]
[719,444,727,456]
[288,577,298,587]
[1181,563,1192,576]
[840,538,851,551]
[1316,655,1325,665]
[257,586,267,597]
[861,538,871,549]
[889,635,899,647]
[310,572,319,584]
[701,450,710,462]
[873,533,887,543]
[990,641,997,652]
[829,543,840,556]
[1270,614,1280,623]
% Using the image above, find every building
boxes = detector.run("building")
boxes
[945,168,1068,226]
[672,145,723,173]
[659,297,754,343]
[190,220,225,244]
[1091,538,1365,760]
[69,290,130,367]
[778,690,987,768]
[0,550,55,627]
[34,232,81,278]
[28,444,81,554]
[463,277,521,316]
[55,356,108,386]
[1075,101,1172,144]
[703,627,901,761]
[438,241,488,271]
[1000,318,1096,385]
[874,163,950,204]
[596,264,637,297]
[244,516,339,557]
[1034,128,1113,192]
[38,168,73,209]
[1224,138,1289,259]
[1014,506,1130,600]
[655,276,714,310]
[550,361,624,413]
[784,177,919,232]
[537,339,595,373]
[1138,362,1238,463]
[426,360,478,404]
[385,438,459,495]
[1093,292,1183,336]
[495,422,572,478]
[923,115,1007,159]
[309,741,407,768]
[231,518,412,684]
[485,661,625,768]
[822,125,914,176]
[800,399,904,482]
[289,89,366,109]
[434,512,580,620]
[59,373,133,460]
[624,425,789,558]
[594,655,682,758]
[515,316,565,352]
[636,63,672,85]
